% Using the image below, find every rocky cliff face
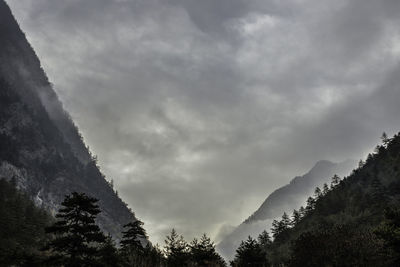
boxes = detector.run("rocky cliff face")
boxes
[217,159,356,260]
[0,0,137,240]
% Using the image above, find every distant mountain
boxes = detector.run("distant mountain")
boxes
[260,133,400,265]
[217,159,356,260]
[0,0,138,240]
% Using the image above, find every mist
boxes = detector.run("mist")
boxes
[6,0,400,246]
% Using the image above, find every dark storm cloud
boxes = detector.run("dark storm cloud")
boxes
[6,0,400,245]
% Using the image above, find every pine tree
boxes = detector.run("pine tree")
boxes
[298,206,306,217]
[258,230,272,256]
[281,212,291,228]
[258,231,272,248]
[44,192,106,266]
[231,236,268,267]
[98,234,120,267]
[314,187,322,200]
[142,243,165,267]
[358,160,365,169]
[330,174,341,188]
[189,234,226,266]
[381,132,390,147]
[120,219,147,266]
[164,229,189,267]
[305,196,316,214]
[291,209,301,226]
[322,183,329,195]
[121,220,147,251]
[271,220,282,238]
[271,214,291,241]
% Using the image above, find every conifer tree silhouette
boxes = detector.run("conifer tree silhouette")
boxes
[44,192,105,266]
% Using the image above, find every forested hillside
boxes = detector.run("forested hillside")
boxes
[0,179,227,266]
[218,160,355,260]
[0,179,53,266]
[231,132,400,266]
[0,0,136,239]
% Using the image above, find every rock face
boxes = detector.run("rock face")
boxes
[217,159,356,260]
[0,0,137,240]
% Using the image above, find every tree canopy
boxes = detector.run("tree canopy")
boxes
[44,192,106,266]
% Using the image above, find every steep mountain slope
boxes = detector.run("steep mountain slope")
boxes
[248,160,356,223]
[0,0,136,239]
[217,159,355,260]
[0,0,91,164]
[264,133,400,265]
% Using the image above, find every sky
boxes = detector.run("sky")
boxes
[6,0,400,245]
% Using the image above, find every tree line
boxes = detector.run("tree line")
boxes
[0,183,226,267]
[230,132,400,266]
[229,174,344,267]
[3,132,400,266]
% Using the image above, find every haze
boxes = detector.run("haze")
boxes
[6,0,400,246]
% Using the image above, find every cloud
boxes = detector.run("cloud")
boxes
[6,0,400,245]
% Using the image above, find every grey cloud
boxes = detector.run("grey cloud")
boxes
[164,0,291,34]
[6,0,400,245]
[166,0,248,32]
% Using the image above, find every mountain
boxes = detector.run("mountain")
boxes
[217,159,356,260]
[255,133,400,265]
[0,0,137,240]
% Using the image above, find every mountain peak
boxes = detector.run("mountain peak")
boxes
[313,159,334,168]
[0,0,138,240]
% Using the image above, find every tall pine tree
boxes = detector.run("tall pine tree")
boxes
[44,192,105,266]
[120,219,147,266]
[164,229,189,267]
[189,234,226,266]
[231,236,268,267]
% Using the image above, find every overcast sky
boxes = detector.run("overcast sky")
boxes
[6,0,400,245]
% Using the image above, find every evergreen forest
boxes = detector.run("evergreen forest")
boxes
[2,132,400,266]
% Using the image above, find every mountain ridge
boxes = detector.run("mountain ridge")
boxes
[217,159,356,260]
[259,133,400,265]
[0,0,138,240]
[248,159,356,222]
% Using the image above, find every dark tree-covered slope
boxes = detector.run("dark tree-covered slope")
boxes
[0,0,138,240]
[248,160,355,223]
[261,133,400,265]
[217,159,355,260]
[0,178,53,266]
